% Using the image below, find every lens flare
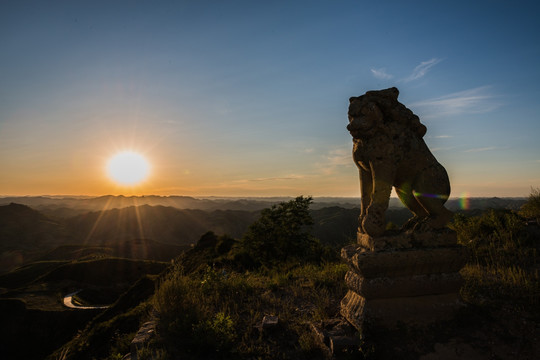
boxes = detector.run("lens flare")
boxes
[412,191,449,200]
[459,192,470,210]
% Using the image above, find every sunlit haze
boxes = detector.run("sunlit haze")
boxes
[1,1,539,198]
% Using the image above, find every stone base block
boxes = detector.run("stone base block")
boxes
[310,318,361,357]
[340,290,366,331]
[345,271,463,299]
[410,228,458,248]
[367,292,464,327]
[358,232,412,251]
[341,290,464,330]
[341,245,468,278]
[357,228,458,251]
[341,234,468,334]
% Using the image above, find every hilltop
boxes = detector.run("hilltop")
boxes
[0,194,537,359]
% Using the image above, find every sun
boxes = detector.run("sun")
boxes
[106,151,150,186]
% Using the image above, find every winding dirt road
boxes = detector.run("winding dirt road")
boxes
[63,290,110,310]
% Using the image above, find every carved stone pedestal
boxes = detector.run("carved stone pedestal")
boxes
[340,232,468,332]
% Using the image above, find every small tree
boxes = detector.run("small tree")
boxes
[240,196,318,266]
[520,187,540,222]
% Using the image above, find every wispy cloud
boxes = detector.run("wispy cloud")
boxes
[427,135,453,139]
[371,58,441,82]
[247,175,303,182]
[431,146,457,152]
[230,175,305,184]
[463,146,507,153]
[410,86,501,117]
[402,58,442,82]
[370,68,393,80]
[313,146,353,175]
[326,148,351,167]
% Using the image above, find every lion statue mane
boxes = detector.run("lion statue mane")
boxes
[347,87,453,237]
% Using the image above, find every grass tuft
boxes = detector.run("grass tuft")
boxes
[153,262,347,359]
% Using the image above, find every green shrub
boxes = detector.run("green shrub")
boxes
[452,207,539,312]
[154,272,205,339]
[520,187,540,221]
[193,312,236,352]
[240,196,322,266]
[451,209,528,266]
[461,264,539,309]
[136,346,168,360]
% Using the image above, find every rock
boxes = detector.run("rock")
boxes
[329,335,361,354]
[310,322,327,345]
[261,315,279,330]
[310,318,361,357]
[130,320,156,360]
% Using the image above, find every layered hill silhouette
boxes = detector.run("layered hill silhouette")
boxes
[0,195,306,215]
[0,203,256,272]
[64,204,258,246]
[0,203,72,250]
[0,196,527,273]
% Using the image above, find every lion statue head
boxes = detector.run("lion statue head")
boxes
[347,87,426,141]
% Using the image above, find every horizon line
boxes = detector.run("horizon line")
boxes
[0,194,529,200]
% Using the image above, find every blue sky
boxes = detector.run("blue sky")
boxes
[1,0,539,197]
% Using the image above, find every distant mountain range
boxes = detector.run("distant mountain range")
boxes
[0,195,527,215]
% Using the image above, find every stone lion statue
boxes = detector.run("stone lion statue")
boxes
[347,87,453,237]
